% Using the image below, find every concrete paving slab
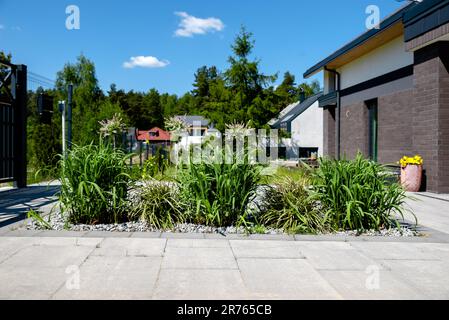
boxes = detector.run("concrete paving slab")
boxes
[381,259,449,299]
[130,232,161,238]
[413,243,449,261]
[27,236,102,248]
[294,234,347,242]
[53,256,161,300]
[349,242,442,261]
[1,229,44,237]
[83,231,132,238]
[297,242,381,270]
[153,269,248,300]
[0,265,67,300]
[230,240,304,259]
[161,232,205,239]
[237,258,341,300]
[75,238,103,247]
[91,238,166,257]
[37,230,88,238]
[0,245,94,268]
[318,270,425,300]
[248,234,295,241]
[166,238,230,248]
[162,246,237,269]
[406,195,449,235]
[204,233,250,240]
[0,237,35,263]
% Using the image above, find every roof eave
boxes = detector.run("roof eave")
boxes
[303,3,417,79]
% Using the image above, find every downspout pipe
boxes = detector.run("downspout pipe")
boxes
[324,67,341,160]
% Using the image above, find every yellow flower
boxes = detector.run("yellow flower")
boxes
[399,155,423,168]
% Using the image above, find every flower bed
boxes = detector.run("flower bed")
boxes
[27,145,419,237]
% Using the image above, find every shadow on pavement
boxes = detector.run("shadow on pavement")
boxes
[0,185,60,228]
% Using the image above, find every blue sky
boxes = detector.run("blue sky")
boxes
[0,0,404,95]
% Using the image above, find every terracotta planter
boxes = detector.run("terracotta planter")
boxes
[401,165,423,192]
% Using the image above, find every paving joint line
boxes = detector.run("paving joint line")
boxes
[150,239,168,300]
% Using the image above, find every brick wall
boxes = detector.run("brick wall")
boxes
[378,89,414,164]
[320,42,449,193]
[413,42,449,193]
[340,102,369,159]
[323,107,336,158]
[436,45,449,193]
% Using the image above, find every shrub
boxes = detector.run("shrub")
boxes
[129,181,186,229]
[178,161,262,227]
[142,147,169,180]
[311,153,411,232]
[260,178,326,234]
[59,142,131,224]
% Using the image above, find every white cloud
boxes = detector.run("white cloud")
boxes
[123,56,170,69]
[174,12,224,37]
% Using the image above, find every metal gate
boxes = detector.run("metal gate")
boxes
[0,60,27,188]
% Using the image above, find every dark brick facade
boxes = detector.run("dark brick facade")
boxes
[322,41,449,193]
[378,89,414,164]
[413,42,449,193]
[340,102,369,159]
[323,107,336,158]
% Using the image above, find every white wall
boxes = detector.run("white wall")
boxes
[290,101,323,156]
[337,36,413,89]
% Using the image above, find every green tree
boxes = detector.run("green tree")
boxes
[275,72,298,105]
[223,26,277,127]
[298,80,321,98]
[144,88,164,128]
[55,54,104,145]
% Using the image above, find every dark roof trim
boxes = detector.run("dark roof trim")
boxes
[404,0,449,41]
[403,0,449,24]
[303,3,417,78]
[271,93,322,128]
[318,92,337,108]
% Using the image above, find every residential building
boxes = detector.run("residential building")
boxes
[136,127,171,145]
[303,0,449,193]
[270,93,323,159]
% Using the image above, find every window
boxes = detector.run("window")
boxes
[366,99,378,161]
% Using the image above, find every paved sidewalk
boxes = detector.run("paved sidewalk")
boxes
[0,182,60,228]
[1,190,449,300]
[1,234,449,300]
[406,193,449,235]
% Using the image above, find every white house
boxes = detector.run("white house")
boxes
[270,93,323,159]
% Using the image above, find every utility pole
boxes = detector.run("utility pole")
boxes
[67,84,73,150]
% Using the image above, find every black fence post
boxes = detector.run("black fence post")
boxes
[67,84,73,150]
[146,143,150,161]
[13,65,27,188]
[139,141,143,168]
[129,135,133,167]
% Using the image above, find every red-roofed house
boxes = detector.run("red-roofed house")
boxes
[136,127,171,144]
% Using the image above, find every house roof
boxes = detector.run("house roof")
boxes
[303,2,418,78]
[271,93,323,128]
[268,101,300,126]
[175,115,210,127]
[136,127,171,142]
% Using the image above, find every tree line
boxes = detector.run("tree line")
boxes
[1,27,320,171]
